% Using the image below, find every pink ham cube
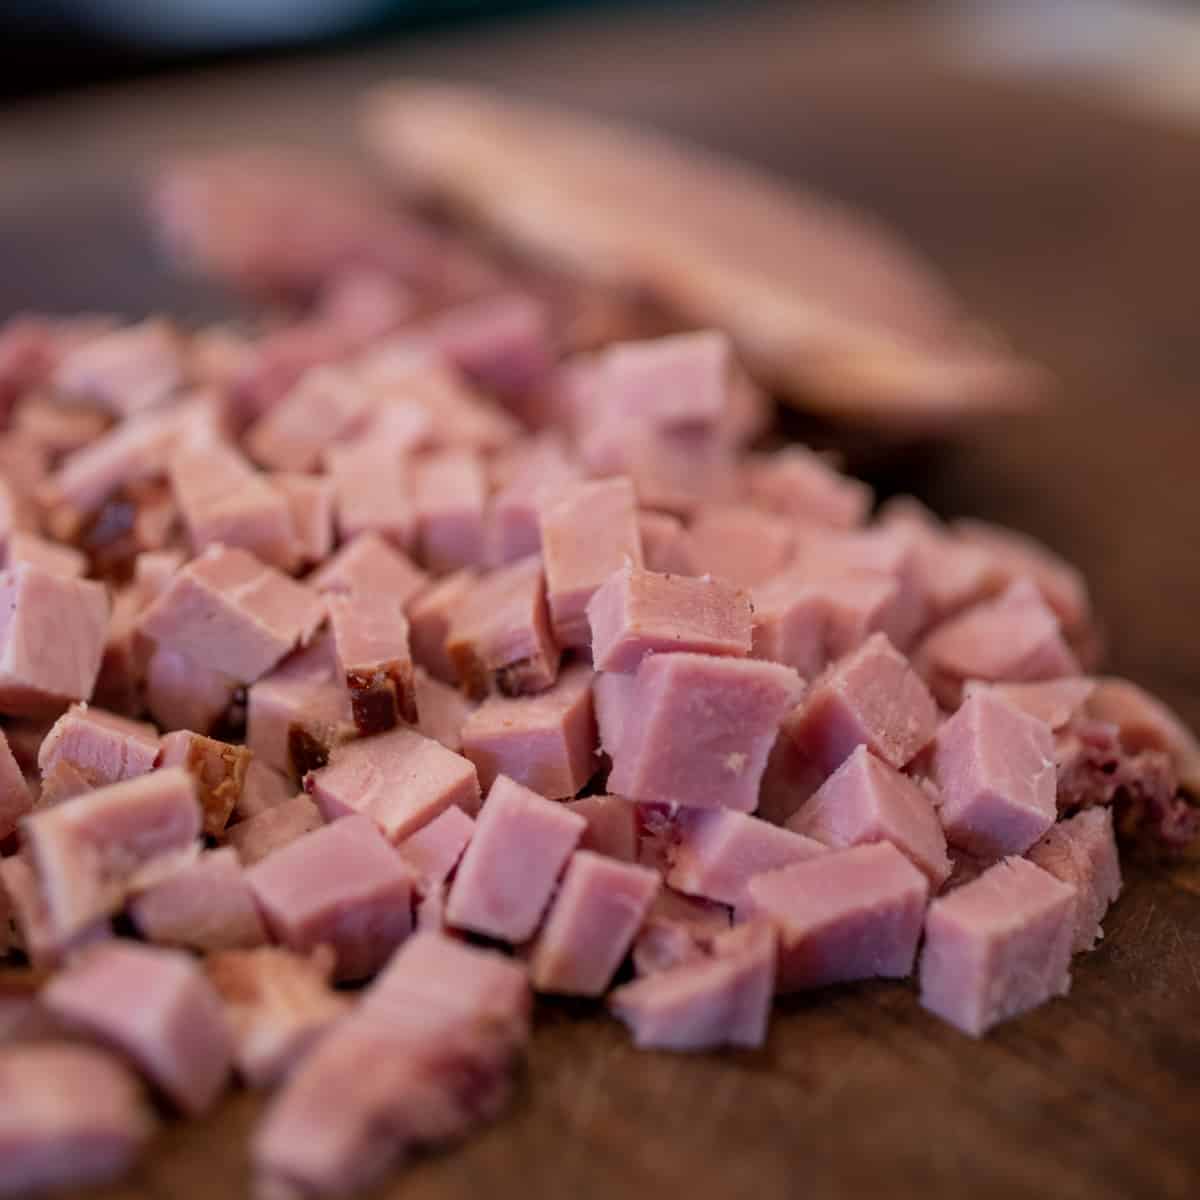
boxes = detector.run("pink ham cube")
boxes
[787,745,951,887]
[52,319,182,416]
[272,472,335,566]
[139,545,324,683]
[328,592,416,735]
[0,728,31,839]
[406,567,476,683]
[42,942,233,1114]
[666,809,826,907]
[157,729,252,837]
[226,795,323,867]
[326,439,415,551]
[686,504,795,588]
[587,562,752,673]
[963,677,1096,732]
[309,531,429,609]
[1,854,111,968]
[460,661,596,799]
[1027,808,1122,953]
[413,667,475,753]
[750,575,830,678]
[919,856,1076,1036]
[247,814,416,981]
[632,888,732,977]
[539,476,642,647]
[0,564,109,717]
[636,510,698,576]
[592,669,636,759]
[305,726,480,844]
[446,555,560,698]
[565,794,638,862]
[787,633,938,774]
[445,775,586,942]
[413,448,487,573]
[38,704,158,792]
[743,841,929,991]
[144,646,238,735]
[485,435,578,566]
[610,920,776,1050]
[235,759,295,821]
[930,690,1057,858]
[395,805,475,888]
[529,851,660,995]
[743,447,871,528]
[608,653,803,811]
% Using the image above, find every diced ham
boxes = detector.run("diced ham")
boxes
[930,690,1058,858]
[786,633,937,774]
[413,448,487,573]
[460,661,596,798]
[0,729,33,840]
[687,504,795,588]
[610,920,776,1050]
[486,435,578,566]
[247,814,416,981]
[235,759,294,822]
[787,745,951,887]
[5,531,87,578]
[445,775,586,942]
[743,447,871,529]
[139,545,324,684]
[539,476,642,647]
[0,564,109,718]
[272,472,335,566]
[128,847,266,951]
[23,768,200,941]
[636,510,698,576]
[1027,808,1122,953]
[592,668,636,759]
[53,319,183,416]
[207,946,349,1087]
[157,730,251,837]
[749,575,829,678]
[0,1043,152,1196]
[608,653,803,811]
[529,851,660,995]
[919,856,1075,1036]
[963,677,1096,732]
[144,647,239,735]
[565,794,638,862]
[395,805,475,888]
[415,882,449,933]
[413,667,475,753]
[226,795,323,867]
[632,888,732,977]
[743,841,929,992]
[305,726,480,843]
[0,855,111,968]
[406,569,475,685]
[310,530,429,608]
[327,439,415,551]
[328,592,417,735]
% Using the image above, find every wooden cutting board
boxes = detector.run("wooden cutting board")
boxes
[1,4,1198,1197]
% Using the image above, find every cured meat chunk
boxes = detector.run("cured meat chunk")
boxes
[587,562,752,673]
[445,775,585,942]
[611,920,776,1050]
[919,856,1075,1036]
[1027,808,1121,953]
[328,592,417,735]
[207,947,349,1087]
[0,855,111,968]
[413,448,487,573]
[963,677,1095,732]
[139,546,324,683]
[38,704,158,794]
[687,504,795,588]
[247,814,416,981]
[414,667,475,753]
[5,531,87,578]
[529,851,659,995]
[592,668,635,759]
[0,564,109,717]
[636,510,698,576]
[608,653,803,811]
[227,795,322,866]
[930,690,1057,858]
[749,575,829,678]
[743,447,871,528]
[235,759,294,821]
[53,319,183,416]
[787,633,937,774]
[406,567,475,683]
[787,745,951,887]
[446,555,559,698]
[486,436,578,566]
[460,661,596,798]
[23,767,200,940]
[129,847,266,951]
[0,729,31,840]
[565,794,638,862]
[272,472,335,566]
[327,439,415,550]
[666,809,826,906]
[144,647,239,735]
[539,476,642,647]
[396,805,474,888]
[0,1043,152,1196]
[157,729,251,837]
[310,530,429,608]
[632,888,731,977]
[743,841,929,992]
[43,942,232,1114]
[306,726,480,843]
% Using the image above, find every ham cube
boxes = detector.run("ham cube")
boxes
[743,447,871,529]
[930,690,1057,858]
[272,472,334,566]
[787,745,951,887]
[486,435,578,566]
[608,653,803,811]
[413,448,487,573]
[0,1043,152,1196]
[529,851,659,995]
[23,767,200,941]
[587,563,752,673]
[144,647,239,735]
[413,667,475,753]
[305,727,480,843]
[750,578,831,680]
[5,530,87,578]
[611,920,776,1050]
[327,439,415,551]
[539,477,642,647]
[38,704,158,794]
[157,729,252,837]
[636,510,698,576]
[687,504,795,588]
[247,814,416,981]
[919,856,1076,1036]
[406,567,476,683]
[460,661,597,798]
[445,775,586,942]
[227,795,323,867]
[0,729,33,839]
[236,759,295,821]
[309,531,429,609]
[565,794,638,862]
[743,841,929,992]
[0,564,108,717]
[207,947,350,1087]
[446,555,559,698]
[592,669,636,759]
[666,809,827,906]
[139,546,324,683]
[787,633,938,774]
[128,847,266,952]
[632,888,732,977]
[328,592,416,735]
[396,805,474,888]
[53,319,183,415]
[1027,808,1122,953]
[963,677,1096,732]
[1,855,111,968]
[43,943,232,1114]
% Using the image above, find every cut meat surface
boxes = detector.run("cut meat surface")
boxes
[327,439,415,550]
[565,794,638,862]
[407,567,477,683]
[144,647,238,735]
[272,472,335,566]
[309,530,429,609]
[328,591,417,735]
[636,510,698,576]
[413,448,488,573]
[396,805,474,888]
[687,504,795,588]
[750,575,829,678]
[743,447,871,528]
[235,759,294,821]
[157,730,251,837]
[1,855,111,968]
[226,795,323,867]
[414,666,476,752]
[633,888,731,977]
[38,704,159,794]
[963,677,1096,732]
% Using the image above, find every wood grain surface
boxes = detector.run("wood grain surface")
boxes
[2,3,1198,1197]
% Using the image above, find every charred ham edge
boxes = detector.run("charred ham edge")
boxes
[346,662,419,734]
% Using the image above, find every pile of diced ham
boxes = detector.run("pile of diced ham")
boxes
[0,153,1197,1199]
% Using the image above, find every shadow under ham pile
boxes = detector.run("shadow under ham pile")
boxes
[0,144,1197,1199]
